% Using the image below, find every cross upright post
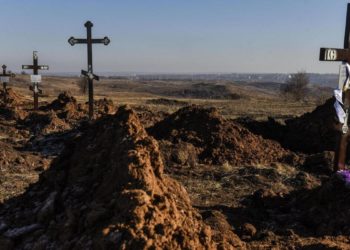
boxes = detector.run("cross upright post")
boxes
[319,4,350,172]
[22,51,49,110]
[68,21,110,119]
[0,65,15,104]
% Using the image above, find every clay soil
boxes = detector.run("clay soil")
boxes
[0,83,349,249]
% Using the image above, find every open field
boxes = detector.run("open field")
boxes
[1,76,348,249]
[11,75,324,120]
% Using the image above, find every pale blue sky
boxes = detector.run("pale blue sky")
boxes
[1,0,349,74]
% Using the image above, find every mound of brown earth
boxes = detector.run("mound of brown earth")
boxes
[135,106,169,128]
[42,92,85,121]
[235,117,286,144]
[94,98,116,115]
[22,111,71,135]
[45,92,78,111]
[149,105,299,166]
[0,88,27,106]
[43,93,116,121]
[283,98,338,153]
[0,89,28,121]
[0,106,239,249]
[236,98,338,154]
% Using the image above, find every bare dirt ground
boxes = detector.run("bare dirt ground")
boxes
[1,76,349,249]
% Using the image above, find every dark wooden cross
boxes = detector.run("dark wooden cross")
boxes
[0,65,14,104]
[22,51,49,110]
[68,21,110,119]
[320,4,350,172]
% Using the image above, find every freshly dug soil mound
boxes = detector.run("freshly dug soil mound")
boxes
[0,88,26,105]
[74,98,117,118]
[0,89,28,121]
[42,92,85,120]
[149,105,298,166]
[135,107,169,128]
[283,98,338,153]
[22,111,71,134]
[0,106,230,249]
[44,92,78,111]
[94,98,116,115]
[235,117,286,144]
[44,93,116,121]
[237,98,338,154]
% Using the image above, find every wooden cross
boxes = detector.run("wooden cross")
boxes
[320,4,350,172]
[22,51,49,110]
[68,21,110,119]
[0,65,15,104]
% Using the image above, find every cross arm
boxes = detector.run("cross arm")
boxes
[22,65,48,70]
[91,37,111,45]
[81,70,100,80]
[22,65,34,70]
[38,65,49,70]
[68,37,87,46]
[320,48,350,61]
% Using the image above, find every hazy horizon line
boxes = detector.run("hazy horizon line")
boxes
[14,71,339,76]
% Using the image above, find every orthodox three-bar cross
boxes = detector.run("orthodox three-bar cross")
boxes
[320,4,350,172]
[68,21,110,119]
[22,51,49,110]
[0,65,15,104]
